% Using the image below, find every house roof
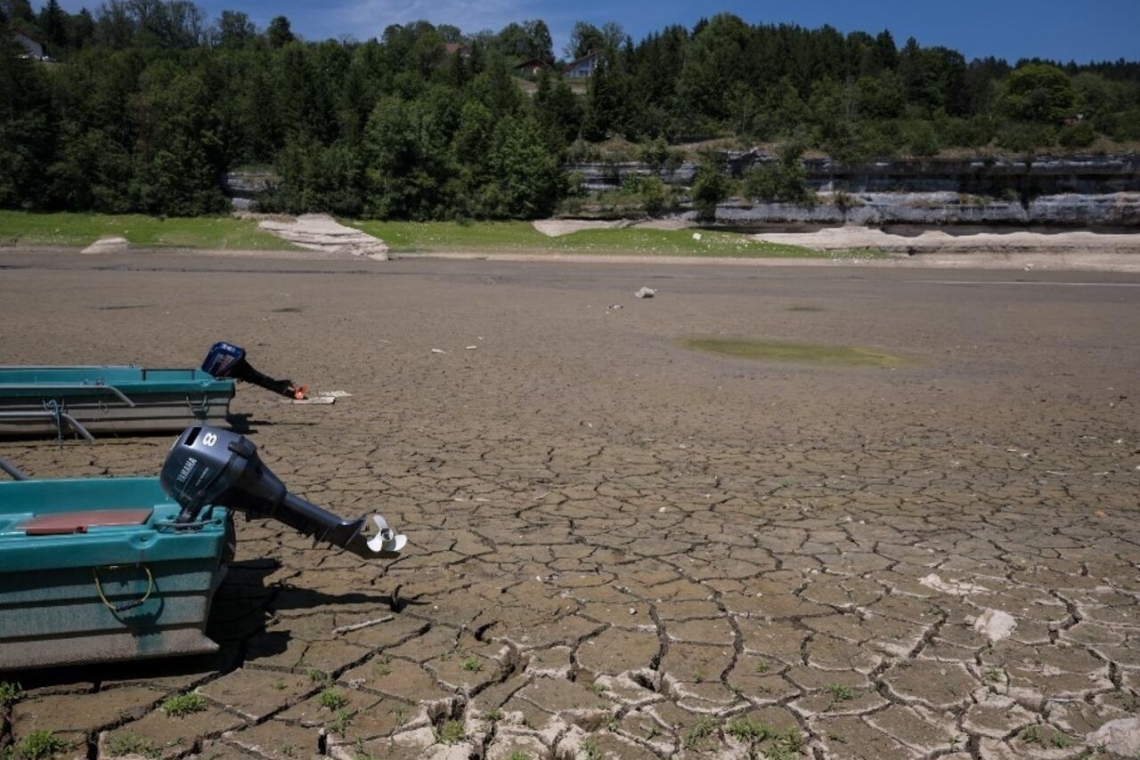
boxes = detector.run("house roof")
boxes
[567,51,599,68]
[513,58,548,70]
[444,42,471,56]
[14,29,48,47]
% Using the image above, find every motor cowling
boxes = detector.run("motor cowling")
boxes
[202,342,306,399]
[160,426,406,559]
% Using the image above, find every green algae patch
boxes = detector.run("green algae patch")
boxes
[678,337,906,367]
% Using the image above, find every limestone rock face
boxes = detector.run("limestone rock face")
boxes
[718,192,1140,226]
[257,214,388,260]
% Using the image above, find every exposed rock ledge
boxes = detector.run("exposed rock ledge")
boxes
[254,214,388,260]
[716,191,1140,227]
[751,225,1140,256]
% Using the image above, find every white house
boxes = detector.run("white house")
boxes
[564,51,599,78]
[14,30,47,59]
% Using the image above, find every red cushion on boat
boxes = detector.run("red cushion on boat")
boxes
[21,509,154,535]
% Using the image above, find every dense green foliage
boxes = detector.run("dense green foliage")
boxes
[2,2,1139,218]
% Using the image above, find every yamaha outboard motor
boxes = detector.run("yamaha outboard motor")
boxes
[160,425,406,559]
[202,341,306,399]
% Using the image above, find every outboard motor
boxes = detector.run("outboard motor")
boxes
[202,341,307,399]
[160,425,406,559]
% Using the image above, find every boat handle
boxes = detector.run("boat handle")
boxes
[186,394,210,415]
[93,564,154,613]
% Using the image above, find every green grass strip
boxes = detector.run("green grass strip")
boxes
[0,212,297,250]
[350,220,886,259]
[0,213,888,260]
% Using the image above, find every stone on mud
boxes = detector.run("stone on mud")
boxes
[974,609,1017,642]
[1087,717,1140,757]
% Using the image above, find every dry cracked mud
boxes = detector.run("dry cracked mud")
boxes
[1,252,1139,760]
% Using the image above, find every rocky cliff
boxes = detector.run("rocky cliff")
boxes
[568,154,1140,227]
[716,191,1140,227]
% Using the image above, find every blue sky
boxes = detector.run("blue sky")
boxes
[55,0,1138,64]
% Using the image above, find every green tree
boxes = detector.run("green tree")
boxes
[470,49,523,118]
[47,125,134,211]
[362,96,454,219]
[266,15,293,48]
[676,13,752,122]
[533,69,581,148]
[581,55,625,141]
[902,120,939,156]
[565,21,621,60]
[999,63,1077,124]
[743,142,811,203]
[0,34,53,207]
[854,72,904,119]
[67,8,95,48]
[92,0,135,49]
[872,29,898,72]
[527,19,553,62]
[691,157,728,221]
[37,0,67,48]
[898,39,968,115]
[213,10,257,50]
[496,19,552,62]
[483,115,563,217]
[726,80,758,136]
[130,65,228,214]
[2,0,35,24]
[268,136,364,215]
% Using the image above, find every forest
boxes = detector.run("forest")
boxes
[2,0,1139,219]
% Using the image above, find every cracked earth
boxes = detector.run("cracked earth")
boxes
[1,254,1139,760]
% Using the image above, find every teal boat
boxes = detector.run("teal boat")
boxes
[0,425,407,671]
[0,366,234,439]
[0,477,231,670]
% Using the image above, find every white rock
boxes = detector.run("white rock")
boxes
[635,287,657,299]
[258,213,388,259]
[919,573,987,596]
[692,232,702,241]
[1088,717,1140,757]
[973,609,1017,642]
[81,236,129,254]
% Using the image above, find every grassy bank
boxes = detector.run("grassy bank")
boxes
[0,212,887,259]
[0,212,295,250]
[349,220,884,259]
